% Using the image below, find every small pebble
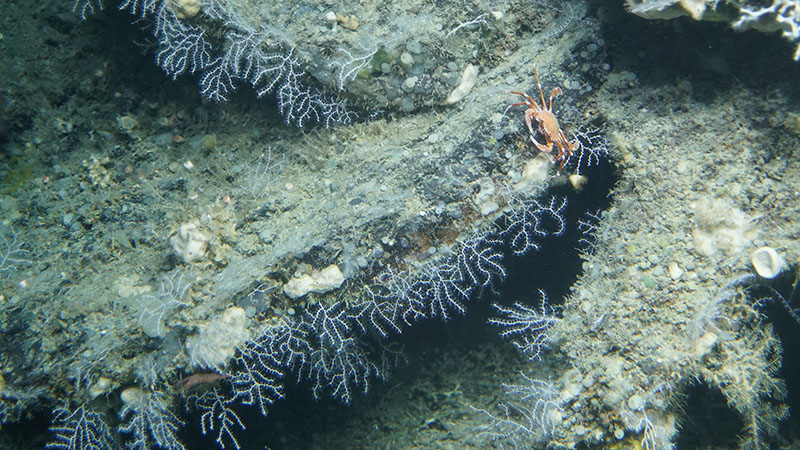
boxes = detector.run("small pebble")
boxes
[62,213,75,229]
[668,262,683,280]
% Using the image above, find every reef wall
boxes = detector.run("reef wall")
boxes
[0,1,798,449]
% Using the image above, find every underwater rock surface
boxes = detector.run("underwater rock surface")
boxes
[0,1,798,449]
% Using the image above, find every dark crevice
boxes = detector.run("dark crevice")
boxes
[750,267,800,445]
[184,153,620,450]
[674,383,743,450]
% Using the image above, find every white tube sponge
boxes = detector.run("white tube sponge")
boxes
[444,64,479,105]
[170,223,209,264]
[283,264,345,299]
[186,306,250,370]
[170,0,201,19]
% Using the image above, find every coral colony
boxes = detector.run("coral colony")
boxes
[46,193,571,449]
[74,0,353,127]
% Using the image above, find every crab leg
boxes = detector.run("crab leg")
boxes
[524,109,541,143]
[533,66,548,112]
[548,87,562,111]
[510,91,541,111]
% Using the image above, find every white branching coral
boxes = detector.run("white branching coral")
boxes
[46,405,115,450]
[119,386,185,450]
[489,290,559,361]
[627,0,800,60]
[474,373,564,446]
[734,0,800,60]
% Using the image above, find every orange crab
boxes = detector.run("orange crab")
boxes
[510,65,579,174]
